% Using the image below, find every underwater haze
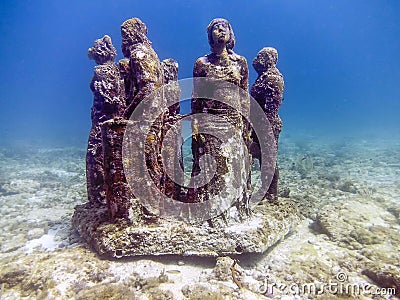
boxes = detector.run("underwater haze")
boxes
[1,1,400,299]
[0,0,399,147]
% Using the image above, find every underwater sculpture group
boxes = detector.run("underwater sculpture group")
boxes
[72,18,298,258]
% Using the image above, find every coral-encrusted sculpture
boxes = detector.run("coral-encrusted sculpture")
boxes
[86,35,126,204]
[161,58,183,200]
[189,18,251,219]
[101,19,177,222]
[121,18,164,119]
[250,47,285,201]
[72,18,297,259]
[161,58,180,116]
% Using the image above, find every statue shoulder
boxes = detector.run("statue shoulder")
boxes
[230,53,248,78]
[238,55,248,71]
[237,54,247,63]
[195,56,208,67]
[230,53,247,65]
[130,45,148,61]
[193,56,208,76]
[130,44,159,63]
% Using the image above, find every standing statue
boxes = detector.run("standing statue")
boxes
[102,18,167,223]
[160,58,183,201]
[189,18,251,219]
[250,47,285,201]
[161,58,180,116]
[121,18,164,119]
[121,18,165,187]
[86,35,126,204]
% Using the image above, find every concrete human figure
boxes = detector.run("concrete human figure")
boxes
[160,58,184,201]
[189,18,251,219]
[86,35,125,204]
[120,18,164,120]
[250,47,285,202]
[120,17,166,189]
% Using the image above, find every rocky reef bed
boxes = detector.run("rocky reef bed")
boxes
[0,135,399,299]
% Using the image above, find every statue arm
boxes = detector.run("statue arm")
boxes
[123,50,160,119]
[240,57,249,92]
[123,82,155,119]
[239,57,250,119]
[90,66,102,93]
[89,75,96,93]
[191,58,206,114]
[90,67,112,102]
[239,57,252,143]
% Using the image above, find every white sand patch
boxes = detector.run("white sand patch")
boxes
[24,228,60,254]
[105,259,209,298]
[225,215,263,234]
[51,169,77,178]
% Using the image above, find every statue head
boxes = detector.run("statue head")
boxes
[253,47,278,75]
[121,18,150,58]
[207,18,235,53]
[88,35,117,65]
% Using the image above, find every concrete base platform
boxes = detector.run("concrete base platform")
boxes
[72,199,299,258]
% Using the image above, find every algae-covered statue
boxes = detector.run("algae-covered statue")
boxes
[189,18,251,219]
[101,18,171,221]
[250,47,285,201]
[121,17,165,191]
[121,18,164,119]
[86,35,126,204]
[160,58,183,200]
[72,18,298,259]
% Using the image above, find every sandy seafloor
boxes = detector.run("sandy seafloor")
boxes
[0,132,399,299]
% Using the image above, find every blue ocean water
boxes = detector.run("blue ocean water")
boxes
[0,0,399,146]
[1,3,400,298]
